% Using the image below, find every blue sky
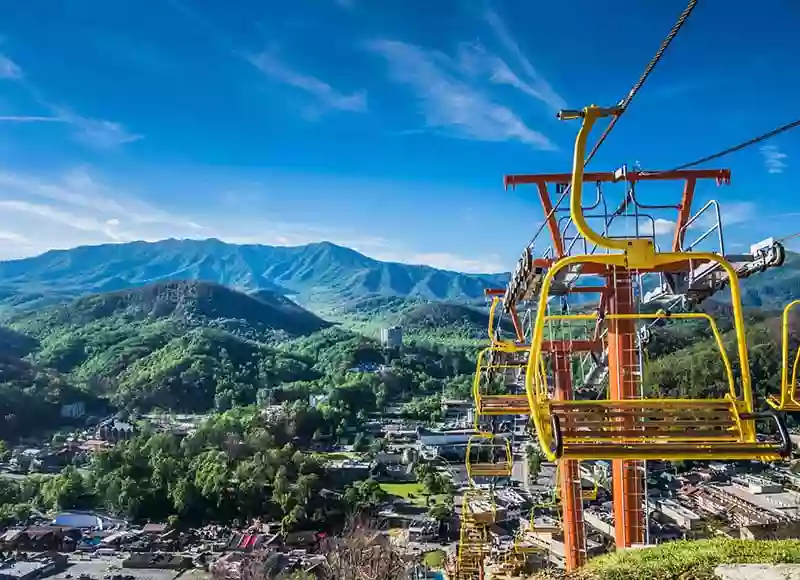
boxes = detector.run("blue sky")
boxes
[0,0,798,272]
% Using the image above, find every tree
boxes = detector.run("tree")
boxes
[215,390,233,412]
[12,503,31,524]
[370,438,386,454]
[343,478,385,513]
[41,466,92,510]
[428,498,453,523]
[422,472,445,496]
[526,444,543,483]
[320,519,410,580]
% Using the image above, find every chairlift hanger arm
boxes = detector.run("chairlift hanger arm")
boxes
[505,168,730,187]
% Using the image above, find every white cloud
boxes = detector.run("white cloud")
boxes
[0,56,141,148]
[45,106,143,149]
[0,200,128,242]
[369,40,556,150]
[335,0,355,9]
[369,250,504,273]
[0,230,30,244]
[0,167,209,259]
[653,218,676,236]
[70,116,143,149]
[687,200,756,242]
[248,51,367,117]
[0,116,67,123]
[760,144,788,174]
[0,168,196,228]
[482,10,566,111]
[0,55,21,79]
[453,43,561,109]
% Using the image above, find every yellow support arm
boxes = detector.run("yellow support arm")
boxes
[769,299,800,410]
[559,105,656,267]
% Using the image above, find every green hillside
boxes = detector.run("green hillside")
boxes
[0,279,481,417]
[4,281,329,412]
[562,538,800,580]
[324,294,516,344]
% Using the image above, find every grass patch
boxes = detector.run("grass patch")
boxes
[380,482,451,507]
[379,482,426,499]
[571,538,800,580]
[422,550,446,569]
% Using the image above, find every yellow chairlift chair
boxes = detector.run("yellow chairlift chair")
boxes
[473,343,531,416]
[514,500,562,555]
[466,433,513,481]
[768,300,800,411]
[523,104,791,462]
[472,297,532,416]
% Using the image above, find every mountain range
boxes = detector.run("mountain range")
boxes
[0,238,796,321]
[0,239,507,314]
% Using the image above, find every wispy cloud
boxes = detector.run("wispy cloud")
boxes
[369,40,556,149]
[370,250,504,273]
[335,0,356,9]
[0,199,126,241]
[723,200,757,225]
[248,51,367,118]
[0,168,198,229]
[0,167,206,259]
[482,10,566,111]
[688,200,756,240]
[760,144,788,174]
[0,116,67,123]
[0,54,141,148]
[0,54,21,79]
[55,109,144,149]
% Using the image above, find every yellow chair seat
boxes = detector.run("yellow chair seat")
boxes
[546,399,790,460]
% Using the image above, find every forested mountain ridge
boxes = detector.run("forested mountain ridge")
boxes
[9,280,329,340]
[4,282,329,412]
[0,279,478,416]
[0,239,508,312]
[0,239,795,318]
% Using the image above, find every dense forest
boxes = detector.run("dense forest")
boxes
[0,406,392,530]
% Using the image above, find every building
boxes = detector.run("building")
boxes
[0,555,67,580]
[408,519,438,542]
[96,418,135,442]
[417,428,511,461]
[4,527,81,552]
[380,326,403,349]
[52,511,126,530]
[123,553,192,569]
[441,400,474,426]
[326,459,374,485]
[654,499,702,530]
[733,475,784,495]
